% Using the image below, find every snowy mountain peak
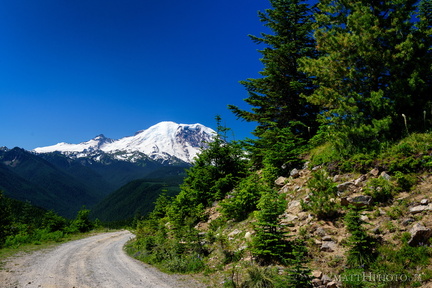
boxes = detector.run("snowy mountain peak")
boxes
[33,122,216,163]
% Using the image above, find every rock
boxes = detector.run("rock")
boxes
[275,176,288,187]
[333,175,342,182]
[298,212,309,221]
[354,175,367,186]
[228,229,241,237]
[337,181,355,192]
[312,278,322,286]
[402,218,415,226]
[315,227,327,237]
[408,223,432,246]
[372,226,381,234]
[322,235,333,241]
[369,168,380,177]
[312,165,321,171]
[360,215,369,222]
[280,214,298,226]
[341,195,373,208]
[380,171,391,181]
[321,274,332,285]
[326,281,338,288]
[321,241,337,252]
[410,205,428,214]
[288,200,301,211]
[312,270,323,279]
[290,168,300,178]
[421,199,429,205]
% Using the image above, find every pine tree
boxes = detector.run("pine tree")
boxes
[229,0,318,173]
[299,0,432,153]
[251,187,289,264]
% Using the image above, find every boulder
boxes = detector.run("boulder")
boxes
[409,204,432,214]
[290,168,300,178]
[337,181,356,192]
[380,171,391,181]
[312,270,323,279]
[408,223,432,246]
[275,176,287,187]
[354,175,367,186]
[369,168,380,177]
[321,274,332,285]
[321,241,337,252]
[341,195,373,208]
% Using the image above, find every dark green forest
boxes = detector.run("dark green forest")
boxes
[128,0,432,287]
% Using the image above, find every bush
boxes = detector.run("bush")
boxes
[301,170,339,219]
[364,177,396,204]
[394,172,417,192]
[70,207,94,233]
[220,174,263,221]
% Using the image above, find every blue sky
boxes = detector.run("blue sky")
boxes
[0,0,276,150]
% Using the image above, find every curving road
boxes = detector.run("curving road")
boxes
[0,230,202,288]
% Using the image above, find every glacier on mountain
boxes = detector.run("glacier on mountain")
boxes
[33,121,215,164]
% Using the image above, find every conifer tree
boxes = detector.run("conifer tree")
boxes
[299,0,432,153]
[252,187,289,264]
[229,0,318,173]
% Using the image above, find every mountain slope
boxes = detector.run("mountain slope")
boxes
[91,167,187,222]
[0,148,101,217]
[34,121,215,164]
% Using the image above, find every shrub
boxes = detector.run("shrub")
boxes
[240,264,275,288]
[364,177,395,204]
[220,174,263,221]
[70,207,94,233]
[394,171,417,192]
[301,170,339,219]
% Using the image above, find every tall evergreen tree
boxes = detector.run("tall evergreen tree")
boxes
[229,0,318,173]
[299,0,432,153]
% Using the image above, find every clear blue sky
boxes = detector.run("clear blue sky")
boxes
[0,0,276,150]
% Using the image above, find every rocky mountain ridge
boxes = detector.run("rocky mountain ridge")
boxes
[33,121,215,164]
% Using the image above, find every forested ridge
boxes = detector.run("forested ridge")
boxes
[127,0,432,287]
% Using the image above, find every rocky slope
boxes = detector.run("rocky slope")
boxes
[193,164,432,287]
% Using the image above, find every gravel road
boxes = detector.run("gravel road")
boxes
[0,230,204,288]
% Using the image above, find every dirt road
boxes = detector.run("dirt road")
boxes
[0,230,203,288]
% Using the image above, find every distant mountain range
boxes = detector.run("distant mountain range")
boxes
[33,121,215,164]
[0,122,215,219]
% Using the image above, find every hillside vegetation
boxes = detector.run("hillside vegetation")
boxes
[128,0,432,287]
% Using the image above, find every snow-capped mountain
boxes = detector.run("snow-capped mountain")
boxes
[34,121,216,164]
